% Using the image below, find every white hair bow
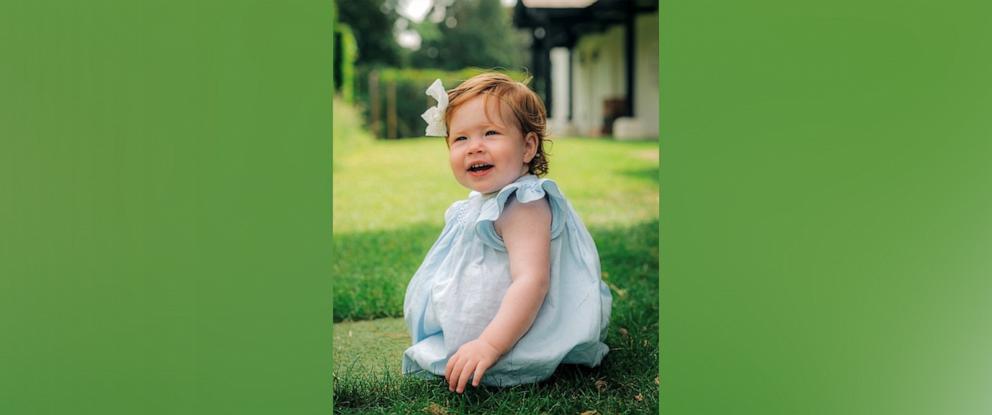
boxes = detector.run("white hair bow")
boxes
[421,79,448,137]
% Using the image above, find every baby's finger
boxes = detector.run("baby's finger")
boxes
[444,354,458,381]
[448,357,466,391]
[456,360,475,393]
[471,361,490,387]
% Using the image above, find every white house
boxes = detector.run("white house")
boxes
[513,0,658,140]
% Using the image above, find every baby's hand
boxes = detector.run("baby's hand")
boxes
[444,339,501,393]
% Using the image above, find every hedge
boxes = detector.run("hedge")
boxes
[355,67,529,139]
[333,24,357,103]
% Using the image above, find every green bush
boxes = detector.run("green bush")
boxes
[355,67,529,139]
[333,23,358,103]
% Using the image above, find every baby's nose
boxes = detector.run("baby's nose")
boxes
[467,138,484,153]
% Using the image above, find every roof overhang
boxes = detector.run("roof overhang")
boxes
[513,0,658,48]
[521,0,597,7]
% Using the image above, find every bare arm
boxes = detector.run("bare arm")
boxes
[479,197,551,353]
[444,197,552,393]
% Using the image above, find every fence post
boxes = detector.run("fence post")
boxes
[386,79,397,139]
[369,70,380,138]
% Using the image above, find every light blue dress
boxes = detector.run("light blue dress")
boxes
[402,174,612,386]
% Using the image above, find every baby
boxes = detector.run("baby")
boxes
[402,73,611,393]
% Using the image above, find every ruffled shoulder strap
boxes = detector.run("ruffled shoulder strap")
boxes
[475,176,568,251]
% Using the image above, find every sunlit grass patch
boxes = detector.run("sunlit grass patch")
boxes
[333,127,659,234]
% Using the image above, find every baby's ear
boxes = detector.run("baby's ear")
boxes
[524,132,538,162]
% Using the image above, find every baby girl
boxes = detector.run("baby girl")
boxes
[402,73,611,393]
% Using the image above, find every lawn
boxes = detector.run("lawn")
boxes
[332,98,660,414]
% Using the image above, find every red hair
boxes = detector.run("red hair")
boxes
[444,72,551,177]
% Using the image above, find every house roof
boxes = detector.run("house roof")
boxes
[521,0,597,7]
[514,0,657,48]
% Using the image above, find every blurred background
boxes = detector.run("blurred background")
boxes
[334,0,659,140]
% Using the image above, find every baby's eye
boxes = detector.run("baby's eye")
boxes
[452,136,467,142]
[485,130,499,136]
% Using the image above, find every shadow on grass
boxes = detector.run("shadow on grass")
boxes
[332,219,659,414]
[333,219,659,323]
[333,223,443,322]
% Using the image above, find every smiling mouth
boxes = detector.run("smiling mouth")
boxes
[467,163,494,173]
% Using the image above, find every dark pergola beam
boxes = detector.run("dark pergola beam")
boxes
[567,46,573,121]
[624,0,635,117]
[529,32,553,117]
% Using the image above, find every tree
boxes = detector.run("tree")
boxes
[412,0,527,71]
[337,0,404,67]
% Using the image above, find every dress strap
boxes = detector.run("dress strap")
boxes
[475,178,568,251]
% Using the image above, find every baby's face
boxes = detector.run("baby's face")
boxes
[447,95,536,194]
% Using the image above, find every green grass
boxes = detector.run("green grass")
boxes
[332,98,659,414]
